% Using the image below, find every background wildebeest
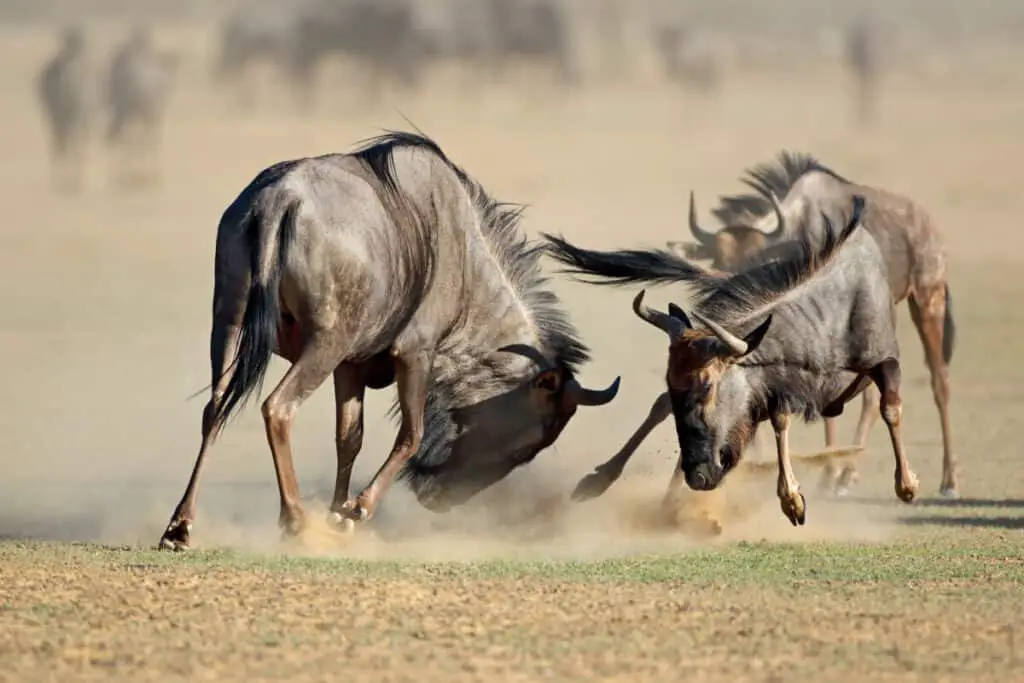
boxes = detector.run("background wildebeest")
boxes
[847,14,880,127]
[104,25,179,186]
[158,131,619,551]
[543,196,920,526]
[35,25,94,191]
[667,152,956,498]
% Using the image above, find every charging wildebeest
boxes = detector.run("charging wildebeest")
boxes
[158,132,620,551]
[543,196,920,526]
[35,26,95,190]
[666,152,956,498]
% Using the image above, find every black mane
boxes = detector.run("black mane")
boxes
[713,151,851,226]
[350,131,590,479]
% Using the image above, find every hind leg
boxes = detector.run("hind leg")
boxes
[871,358,919,503]
[158,313,241,551]
[909,287,957,497]
[262,331,349,535]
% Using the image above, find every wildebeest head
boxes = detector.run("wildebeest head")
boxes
[667,189,786,271]
[411,344,620,512]
[631,290,771,491]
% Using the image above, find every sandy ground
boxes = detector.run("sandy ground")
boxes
[1,16,1024,682]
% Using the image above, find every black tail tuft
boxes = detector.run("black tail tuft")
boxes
[943,284,955,364]
[541,232,711,287]
[211,202,298,431]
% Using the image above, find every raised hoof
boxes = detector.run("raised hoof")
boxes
[157,521,191,552]
[780,492,807,527]
[939,486,959,500]
[896,472,920,504]
[570,470,615,503]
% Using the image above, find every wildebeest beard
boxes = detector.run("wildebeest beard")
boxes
[669,389,740,490]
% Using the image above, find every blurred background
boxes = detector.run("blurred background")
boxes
[2,0,1023,548]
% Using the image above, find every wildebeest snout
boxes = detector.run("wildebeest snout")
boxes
[684,462,718,491]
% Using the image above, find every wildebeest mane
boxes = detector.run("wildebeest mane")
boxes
[713,151,851,226]
[350,131,590,479]
[696,196,863,325]
[543,196,864,328]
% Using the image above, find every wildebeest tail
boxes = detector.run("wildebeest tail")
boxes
[212,198,300,430]
[541,232,713,287]
[943,284,955,364]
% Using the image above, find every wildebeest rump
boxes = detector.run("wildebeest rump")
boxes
[543,196,920,526]
[669,152,957,498]
[158,131,620,550]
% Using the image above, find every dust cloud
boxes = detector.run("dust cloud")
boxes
[2,0,1020,563]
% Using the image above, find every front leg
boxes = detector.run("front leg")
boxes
[871,359,919,503]
[340,350,432,522]
[772,412,806,526]
[572,392,671,502]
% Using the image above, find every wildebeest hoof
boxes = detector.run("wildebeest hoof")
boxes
[939,485,959,500]
[157,521,192,552]
[780,492,807,527]
[338,499,371,522]
[570,469,616,502]
[326,511,356,533]
[895,472,919,504]
[834,485,852,498]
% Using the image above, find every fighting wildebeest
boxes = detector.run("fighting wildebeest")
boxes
[667,152,957,498]
[543,196,920,525]
[105,26,179,186]
[35,26,94,190]
[157,132,620,550]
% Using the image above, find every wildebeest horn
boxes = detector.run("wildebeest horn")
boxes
[764,191,786,240]
[690,311,750,356]
[632,290,688,338]
[498,343,553,371]
[564,376,621,407]
[688,191,716,245]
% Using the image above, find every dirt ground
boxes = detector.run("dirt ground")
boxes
[1,12,1023,683]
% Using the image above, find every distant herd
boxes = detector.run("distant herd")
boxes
[141,131,954,550]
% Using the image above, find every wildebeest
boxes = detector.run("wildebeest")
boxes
[543,196,920,525]
[653,24,723,93]
[105,26,179,186]
[158,131,620,551]
[35,26,95,190]
[666,152,957,498]
[214,1,305,107]
[846,15,879,127]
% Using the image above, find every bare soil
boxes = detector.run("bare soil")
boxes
[1,14,1023,683]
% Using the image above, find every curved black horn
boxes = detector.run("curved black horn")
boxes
[564,376,621,408]
[690,310,749,356]
[688,191,717,245]
[632,290,687,338]
[498,343,553,371]
[764,191,786,240]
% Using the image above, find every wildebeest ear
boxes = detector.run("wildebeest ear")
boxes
[742,314,773,354]
[532,368,563,394]
[667,302,692,328]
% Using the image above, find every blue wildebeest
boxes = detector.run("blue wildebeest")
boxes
[214,1,306,107]
[157,132,620,550]
[846,14,880,127]
[667,152,956,498]
[543,196,920,526]
[105,25,179,186]
[35,26,95,190]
